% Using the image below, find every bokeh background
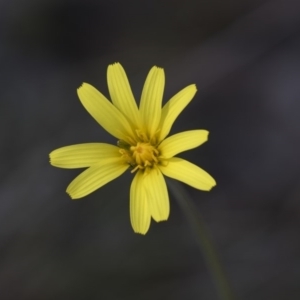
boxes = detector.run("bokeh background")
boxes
[1,0,300,299]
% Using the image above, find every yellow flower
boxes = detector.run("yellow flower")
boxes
[50,63,216,234]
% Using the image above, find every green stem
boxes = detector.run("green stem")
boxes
[168,179,235,300]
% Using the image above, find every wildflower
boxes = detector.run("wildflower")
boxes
[50,63,216,234]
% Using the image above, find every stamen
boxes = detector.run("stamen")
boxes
[118,138,161,172]
[149,128,161,145]
[135,129,149,142]
[131,165,142,173]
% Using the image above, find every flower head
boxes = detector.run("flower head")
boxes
[50,63,216,234]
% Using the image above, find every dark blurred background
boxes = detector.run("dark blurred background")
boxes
[1,0,300,299]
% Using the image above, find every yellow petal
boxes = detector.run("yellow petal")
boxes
[50,143,121,169]
[159,157,216,191]
[130,170,151,234]
[144,168,170,222]
[158,84,197,142]
[159,130,208,159]
[77,83,135,143]
[139,66,165,137]
[67,158,128,199]
[107,63,141,128]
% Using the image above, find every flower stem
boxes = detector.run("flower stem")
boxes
[168,180,235,300]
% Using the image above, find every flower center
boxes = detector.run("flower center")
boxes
[118,140,159,173]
